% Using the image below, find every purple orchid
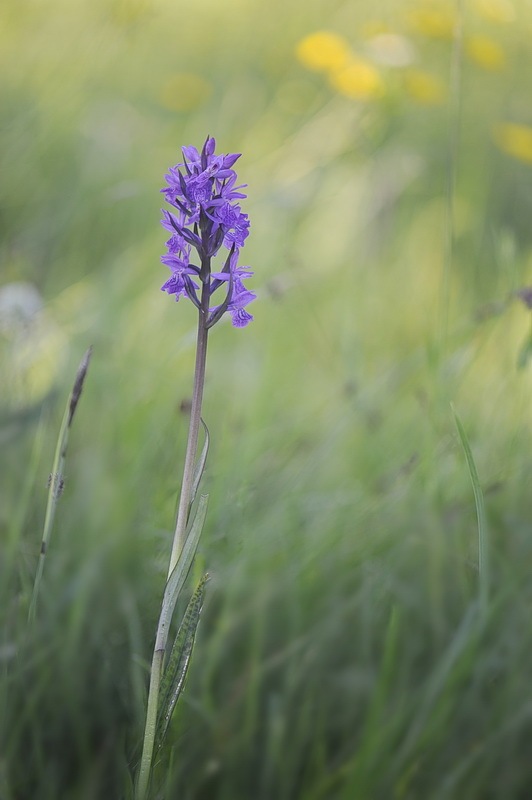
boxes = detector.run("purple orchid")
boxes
[160,136,255,328]
[140,137,256,799]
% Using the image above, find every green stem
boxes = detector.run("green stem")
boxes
[136,647,164,800]
[136,286,210,799]
[168,287,210,577]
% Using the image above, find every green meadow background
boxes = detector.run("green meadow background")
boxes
[1,0,532,797]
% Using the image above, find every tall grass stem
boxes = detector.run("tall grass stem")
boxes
[28,346,93,624]
[440,0,463,359]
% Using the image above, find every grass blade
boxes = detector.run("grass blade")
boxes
[394,601,480,770]
[451,404,489,614]
[156,574,208,751]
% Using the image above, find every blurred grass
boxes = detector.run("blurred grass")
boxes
[1,0,532,798]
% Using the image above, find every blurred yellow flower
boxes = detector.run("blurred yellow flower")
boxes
[407,5,456,39]
[404,69,446,104]
[329,57,384,100]
[495,123,532,164]
[473,0,515,24]
[296,31,352,73]
[466,35,505,70]
[159,73,211,112]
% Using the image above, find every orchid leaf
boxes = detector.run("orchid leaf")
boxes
[157,494,208,652]
[156,574,208,751]
[189,419,209,514]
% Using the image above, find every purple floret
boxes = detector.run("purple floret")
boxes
[160,136,254,328]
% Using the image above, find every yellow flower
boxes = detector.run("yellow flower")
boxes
[329,57,384,100]
[159,74,211,112]
[295,31,352,73]
[403,69,446,104]
[495,123,532,164]
[407,5,456,39]
[466,35,506,70]
[472,0,515,24]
